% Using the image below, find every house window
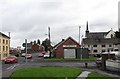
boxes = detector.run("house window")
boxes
[114,49,118,51]
[102,45,105,47]
[88,45,90,47]
[93,50,98,53]
[6,40,8,44]
[102,50,106,52]
[3,46,5,51]
[6,46,8,51]
[115,44,118,47]
[3,39,5,44]
[111,48,113,51]
[109,45,112,47]
[93,45,97,47]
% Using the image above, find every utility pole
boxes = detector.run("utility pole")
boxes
[81,35,83,60]
[25,39,27,63]
[48,27,51,44]
[8,32,10,57]
[79,26,81,44]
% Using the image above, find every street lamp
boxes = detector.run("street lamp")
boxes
[81,35,83,60]
[79,26,81,44]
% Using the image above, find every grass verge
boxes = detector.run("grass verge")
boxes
[11,67,82,79]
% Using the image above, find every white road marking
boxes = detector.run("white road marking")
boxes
[7,64,20,70]
[7,66,13,70]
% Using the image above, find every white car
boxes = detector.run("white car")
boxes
[44,54,50,58]
[21,53,26,57]
[96,57,102,65]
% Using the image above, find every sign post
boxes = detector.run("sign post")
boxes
[25,39,27,63]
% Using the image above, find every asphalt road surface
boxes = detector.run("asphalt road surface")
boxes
[2,53,120,78]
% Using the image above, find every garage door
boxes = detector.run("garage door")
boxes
[64,49,76,58]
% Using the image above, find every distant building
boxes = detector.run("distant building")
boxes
[10,47,17,54]
[54,37,81,58]
[82,22,120,56]
[0,32,10,60]
[22,42,44,53]
[32,44,44,52]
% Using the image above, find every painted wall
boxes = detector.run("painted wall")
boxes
[0,36,10,60]
[105,30,115,38]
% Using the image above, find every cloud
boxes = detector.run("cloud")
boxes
[0,0,119,48]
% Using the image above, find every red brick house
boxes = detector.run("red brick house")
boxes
[54,37,81,58]
[32,44,44,52]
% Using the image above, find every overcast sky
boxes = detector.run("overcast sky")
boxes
[0,0,119,48]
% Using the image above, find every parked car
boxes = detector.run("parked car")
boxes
[4,56,18,64]
[96,57,102,67]
[44,54,50,58]
[21,53,26,57]
[38,53,44,57]
[42,51,46,55]
[43,51,50,58]
[25,54,32,59]
[14,52,20,57]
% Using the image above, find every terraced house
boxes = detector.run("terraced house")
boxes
[0,32,10,60]
[82,22,120,56]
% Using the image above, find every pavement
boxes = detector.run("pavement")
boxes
[0,61,2,79]
[2,54,120,79]
[79,68,120,78]
[76,71,91,79]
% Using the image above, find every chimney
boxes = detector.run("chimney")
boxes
[62,39,65,41]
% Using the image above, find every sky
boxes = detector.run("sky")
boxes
[0,0,119,48]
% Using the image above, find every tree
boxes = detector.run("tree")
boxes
[42,38,53,58]
[37,39,40,45]
[42,39,50,51]
[34,40,36,44]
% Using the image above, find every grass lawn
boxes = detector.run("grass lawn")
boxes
[46,57,96,61]
[11,67,82,79]
[87,72,119,79]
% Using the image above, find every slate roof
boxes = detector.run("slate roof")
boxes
[86,32,108,38]
[0,32,10,39]
[82,38,120,45]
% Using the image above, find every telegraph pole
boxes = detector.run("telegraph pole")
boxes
[48,27,52,58]
[79,26,81,44]
[48,27,51,43]
[8,32,10,57]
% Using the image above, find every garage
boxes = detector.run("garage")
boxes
[64,49,76,58]
[54,37,81,58]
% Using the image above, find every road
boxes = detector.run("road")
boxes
[2,53,120,78]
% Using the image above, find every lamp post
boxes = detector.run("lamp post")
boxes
[8,32,10,57]
[79,26,81,44]
[81,35,83,60]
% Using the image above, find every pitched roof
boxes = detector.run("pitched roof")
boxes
[54,39,65,49]
[0,32,10,39]
[86,30,115,38]
[54,37,80,49]
[82,38,120,45]
[87,32,108,38]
